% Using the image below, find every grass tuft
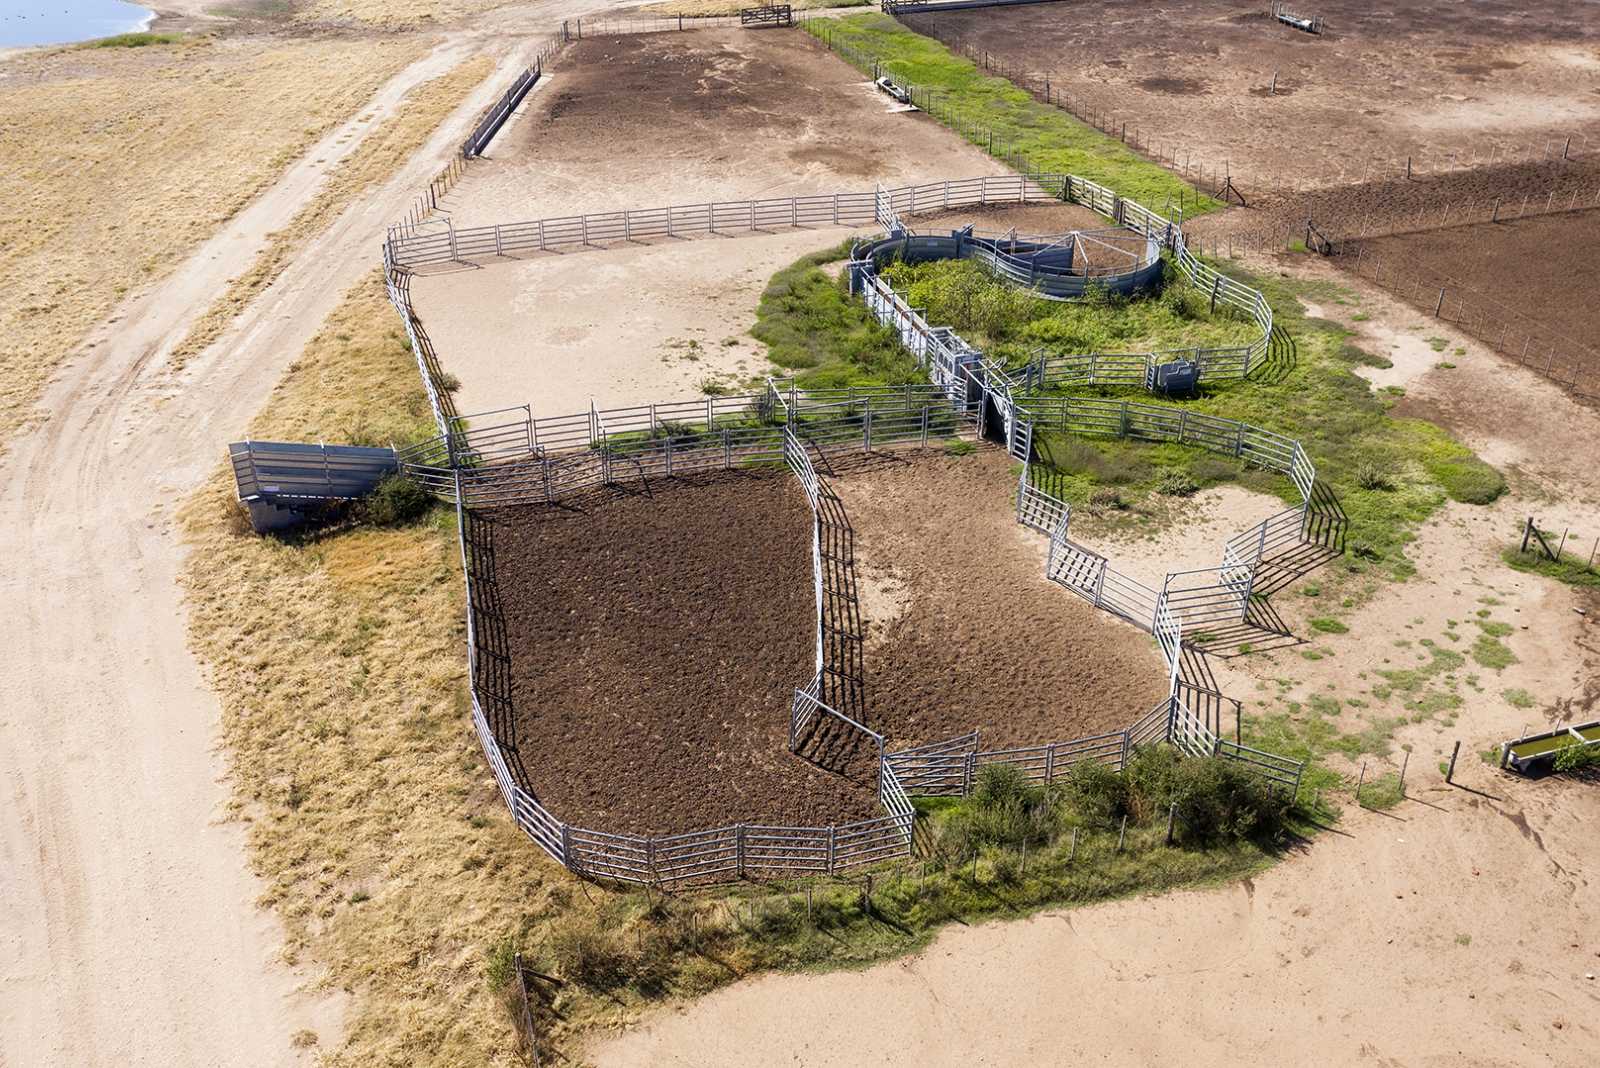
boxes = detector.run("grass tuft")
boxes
[81,32,186,49]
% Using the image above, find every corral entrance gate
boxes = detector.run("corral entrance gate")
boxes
[740,4,792,26]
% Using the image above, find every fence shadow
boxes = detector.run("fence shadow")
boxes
[1248,323,1298,385]
[462,507,533,788]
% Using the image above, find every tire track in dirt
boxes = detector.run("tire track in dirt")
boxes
[0,28,538,1068]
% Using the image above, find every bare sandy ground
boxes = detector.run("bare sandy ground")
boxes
[415,228,859,417]
[413,197,1107,419]
[591,774,1599,1067]
[440,26,1002,225]
[0,32,534,1068]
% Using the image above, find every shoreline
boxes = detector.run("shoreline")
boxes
[0,3,212,64]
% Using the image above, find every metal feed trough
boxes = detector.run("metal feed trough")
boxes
[1500,719,1600,774]
[1270,2,1324,34]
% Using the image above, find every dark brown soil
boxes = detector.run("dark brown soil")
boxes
[902,0,1600,192]
[485,453,1169,836]
[488,469,878,836]
[450,26,998,225]
[1343,209,1600,394]
[834,450,1168,750]
[1187,157,1600,250]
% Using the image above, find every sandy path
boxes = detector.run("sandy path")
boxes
[590,776,1599,1066]
[0,30,537,1068]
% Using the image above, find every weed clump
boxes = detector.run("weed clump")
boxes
[1155,468,1200,496]
[361,473,432,526]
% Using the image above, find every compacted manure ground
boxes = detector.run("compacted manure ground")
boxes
[835,449,1168,749]
[484,450,1166,836]
[900,0,1600,192]
[486,469,860,834]
[444,26,999,225]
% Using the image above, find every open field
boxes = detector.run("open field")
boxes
[0,30,427,449]
[442,26,999,224]
[901,0,1600,192]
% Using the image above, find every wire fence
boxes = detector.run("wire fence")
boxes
[868,16,1587,199]
[1328,237,1600,401]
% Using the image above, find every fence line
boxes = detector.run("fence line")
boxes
[384,172,1063,266]
[845,17,1587,199]
[1327,234,1600,400]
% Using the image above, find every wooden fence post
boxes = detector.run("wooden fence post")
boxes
[1446,740,1461,783]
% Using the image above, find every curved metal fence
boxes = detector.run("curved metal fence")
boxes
[373,167,1334,883]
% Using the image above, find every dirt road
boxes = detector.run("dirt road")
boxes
[0,30,534,1068]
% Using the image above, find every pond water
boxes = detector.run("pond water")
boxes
[1,1,156,50]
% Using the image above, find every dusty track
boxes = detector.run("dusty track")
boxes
[0,31,535,1068]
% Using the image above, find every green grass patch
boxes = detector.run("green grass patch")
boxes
[81,32,186,48]
[1502,688,1535,709]
[882,258,1258,364]
[750,241,921,388]
[1470,633,1517,671]
[1502,547,1600,587]
[1309,617,1348,634]
[807,15,1213,212]
[1357,771,1405,810]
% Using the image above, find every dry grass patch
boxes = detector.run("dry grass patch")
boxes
[0,32,425,452]
[182,271,557,1067]
[295,0,523,28]
[169,53,494,366]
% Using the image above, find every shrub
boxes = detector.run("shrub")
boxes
[1554,743,1600,773]
[942,764,1053,851]
[1167,757,1289,844]
[1428,457,1505,505]
[361,474,432,526]
[1155,468,1200,497]
[1088,488,1127,514]
[1057,758,1127,829]
[1355,460,1394,492]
